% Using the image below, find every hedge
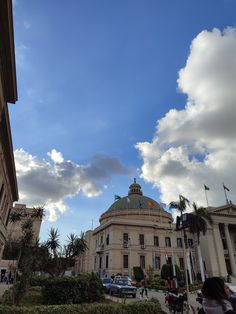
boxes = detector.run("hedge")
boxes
[0,300,163,314]
[42,273,104,304]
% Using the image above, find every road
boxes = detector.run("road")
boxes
[107,288,201,313]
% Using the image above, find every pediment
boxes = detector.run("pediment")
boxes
[208,204,236,216]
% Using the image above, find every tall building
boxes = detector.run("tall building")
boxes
[0,0,18,256]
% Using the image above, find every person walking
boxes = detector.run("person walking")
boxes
[141,275,148,298]
[198,277,236,314]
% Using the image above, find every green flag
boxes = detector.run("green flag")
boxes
[114,195,121,201]
[204,184,210,191]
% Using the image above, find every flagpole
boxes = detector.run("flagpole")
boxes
[204,188,209,207]
[223,183,229,204]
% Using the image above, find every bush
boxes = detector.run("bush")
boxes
[133,266,144,281]
[0,300,163,313]
[42,273,104,305]
[160,264,181,281]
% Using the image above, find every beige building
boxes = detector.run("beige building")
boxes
[199,203,236,280]
[76,181,236,282]
[7,204,43,244]
[0,0,18,256]
[75,180,196,279]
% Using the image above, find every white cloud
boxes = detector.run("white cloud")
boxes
[14,149,130,221]
[136,27,236,209]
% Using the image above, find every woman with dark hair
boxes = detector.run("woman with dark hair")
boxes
[198,277,236,314]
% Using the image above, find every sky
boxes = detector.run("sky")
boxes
[10,0,236,243]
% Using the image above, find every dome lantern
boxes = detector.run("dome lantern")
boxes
[128,178,143,196]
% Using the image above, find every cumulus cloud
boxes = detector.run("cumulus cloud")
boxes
[14,149,130,221]
[136,27,236,209]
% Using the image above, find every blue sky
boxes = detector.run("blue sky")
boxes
[10,0,236,243]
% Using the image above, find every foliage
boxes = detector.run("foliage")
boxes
[169,195,190,215]
[160,264,181,280]
[0,300,163,314]
[42,273,103,305]
[39,228,88,277]
[133,266,144,281]
[188,202,213,243]
[146,265,154,283]
[149,275,166,290]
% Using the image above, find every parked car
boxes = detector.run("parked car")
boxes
[109,278,137,298]
[114,275,136,286]
[102,278,113,293]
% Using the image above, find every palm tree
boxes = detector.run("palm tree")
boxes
[30,206,45,220]
[188,202,213,282]
[169,194,190,217]
[46,228,61,258]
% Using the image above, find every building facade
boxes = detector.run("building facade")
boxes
[75,181,236,282]
[7,204,43,244]
[0,0,18,256]
[75,180,196,279]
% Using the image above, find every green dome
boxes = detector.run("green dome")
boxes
[106,179,164,212]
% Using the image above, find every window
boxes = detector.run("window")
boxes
[177,238,183,248]
[106,234,109,245]
[188,239,193,247]
[179,257,184,269]
[123,233,129,247]
[139,234,144,245]
[106,255,109,268]
[167,257,172,265]
[100,235,103,244]
[154,256,160,270]
[140,255,145,269]
[99,257,102,269]
[154,236,159,247]
[94,256,97,269]
[165,237,171,247]
[0,184,4,208]
[123,255,128,268]
[222,238,228,250]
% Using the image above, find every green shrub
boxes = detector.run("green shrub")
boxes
[160,264,181,280]
[0,300,162,313]
[133,266,144,281]
[42,273,104,305]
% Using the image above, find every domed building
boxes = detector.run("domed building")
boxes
[75,180,236,283]
[75,180,195,278]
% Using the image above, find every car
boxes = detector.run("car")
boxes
[109,278,137,298]
[114,275,137,286]
[102,278,113,293]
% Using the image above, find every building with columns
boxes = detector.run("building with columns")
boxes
[0,0,18,256]
[75,180,196,279]
[199,203,236,280]
[75,180,236,282]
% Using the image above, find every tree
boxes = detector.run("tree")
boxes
[188,202,213,282]
[169,195,190,217]
[3,206,45,304]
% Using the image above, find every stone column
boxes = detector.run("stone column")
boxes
[224,224,236,277]
[212,224,227,276]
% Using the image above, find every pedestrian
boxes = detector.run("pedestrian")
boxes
[172,276,179,294]
[198,277,236,314]
[165,276,172,291]
[141,275,148,298]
